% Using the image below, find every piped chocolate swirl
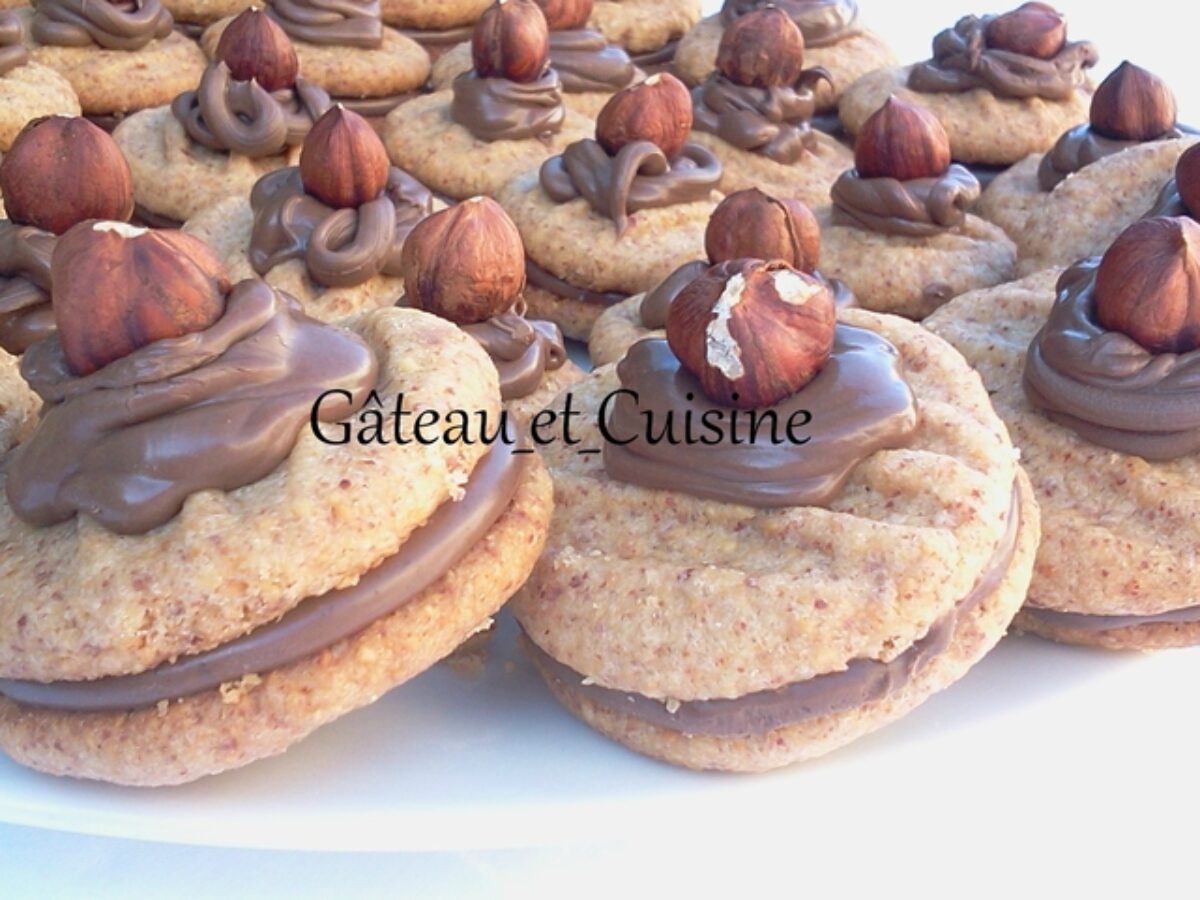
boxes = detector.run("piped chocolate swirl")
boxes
[450,69,567,141]
[32,0,173,51]
[463,308,567,400]
[831,164,981,238]
[720,0,859,49]
[0,11,29,76]
[548,28,638,94]
[267,0,384,48]
[0,223,55,355]
[691,70,831,164]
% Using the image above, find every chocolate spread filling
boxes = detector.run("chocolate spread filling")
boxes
[0,442,525,712]
[335,92,419,117]
[268,0,383,49]
[603,330,918,507]
[1020,602,1200,634]
[1144,177,1192,220]
[0,222,55,355]
[450,69,566,142]
[720,0,859,49]
[248,166,434,288]
[524,258,628,307]
[171,63,332,158]
[0,11,29,75]
[6,281,378,534]
[831,164,981,237]
[462,307,567,400]
[32,0,173,51]
[540,139,721,235]
[1037,123,1187,191]
[549,28,638,93]
[908,14,1097,101]
[1023,259,1200,460]
[526,482,1022,738]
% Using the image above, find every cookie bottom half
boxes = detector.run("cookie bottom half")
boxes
[0,456,553,786]
[1013,608,1200,652]
[524,470,1038,772]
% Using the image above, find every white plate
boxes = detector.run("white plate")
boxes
[1,610,1198,852]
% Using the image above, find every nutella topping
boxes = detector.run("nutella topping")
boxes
[1038,123,1187,191]
[691,69,831,165]
[0,11,28,76]
[908,15,1098,101]
[548,28,638,94]
[6,281,377,535]
[525,258,628,307]
[540,139,721,234]
[721,0,859,49]
[335,92,418,117]
[268,0,383,48]
[1020,602,1200,634]
[831,164,981,238]
[171,63,332,158]
[0,442,525,712]
[0,222,55,355]
[249,166,433,288]
[32,0,173,51]
[1144,177,1191,220]
[1024,259,1200,460]
[463,307,567,400]
[450,69,566,142]
[640,260,853,329]
[603,330,917,508]
[528,481,1021,738]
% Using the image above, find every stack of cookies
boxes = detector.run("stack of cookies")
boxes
[0,0,1195,787]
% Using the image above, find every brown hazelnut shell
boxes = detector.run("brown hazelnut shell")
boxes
[705,189,821,272]
[984,2,1066,60]
[534,0,592,31]
[300,106,391,209]
[595,73,693,161]
[215,8,299,91]
[1090,61,1177,142]
[715,7,807,89]
[854,95,951,182]
[472,0,551,83]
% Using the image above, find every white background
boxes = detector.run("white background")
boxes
[4,1,1200,896]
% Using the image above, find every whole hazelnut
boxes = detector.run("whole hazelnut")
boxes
[400,197,526,325]
[0,117,134,235]
[715,7,807,89]
[984,2,1066,60]
[1176,144,1200,219]
[534,0,592,31]
[1089,61,1177,142]
[472,0,550,83]
[299,106,391,209]
[704,188,821,272]
[666,259,836,409]
[51,222,230,375]
[215,8,299,91]
[1094,216,1200,354]
[854,95,950,182]
[596,73,693,161]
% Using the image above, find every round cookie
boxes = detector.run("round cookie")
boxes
[673,13,895,111]
[587,291,648,367]
[514,307,1039,771]
[381,0,490,30]
[0,59,80,151]
[0,347,38,452]
[840,67,1091,167]
[163,0,253,29]
[925,267,1200,651]
[688,128,849,209]
[383,91,594,200]
[1014,139,1197,276]
[588,0,701,58]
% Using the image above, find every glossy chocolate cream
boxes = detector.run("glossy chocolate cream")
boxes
[268,0,384,48]
[548,28,638,94]
[908,14,1097,101]
[1020,602,1200,634]
[1144,177,1192,219]
[450,69,567,142]
[639,260,854,329]
[6,281,377,534]
[692,68,832,164]
[0,11,29,75]
[1024,259,1200,460]
[0,223,55,355]
[171,63,332,158]
[603,331,917,507]
[831,164,981,237]
[462,308,567,400]
[540,139,722,235]
[1038,122,1188,191]
[0,441,525,712]
[32,0,173,50]
[248,166,434,287]
[527,483,1021,738]
[525,259,628,307]
[721,0,859,49]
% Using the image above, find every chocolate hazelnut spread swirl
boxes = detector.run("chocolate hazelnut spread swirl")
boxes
[639,260,854,329]
[1144,177,1191,219]
[0,440,525,712]
[0,11,29,76]
[831,164,981,238]
[908,15,1098,101]
[450,69,566,142]
[0,223,55,356]
[248,166,433,288]
[691,69,831,165]
[540,139,722,235]
[524,482,1021,738]
[462,305,567,400]
[548,29,638,94]
[721,0,859,49]
[5,280,378,535]
[267,0,383,49]
[32,0,173,51]
[524,259,628,307]
[1037,124,1187,191]
[171,63,332,158]
[603,330,917,507]
[1024,259,1200,460]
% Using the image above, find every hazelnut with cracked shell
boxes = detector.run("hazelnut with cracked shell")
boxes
[704,189,821,272]
[595,73,693,161]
